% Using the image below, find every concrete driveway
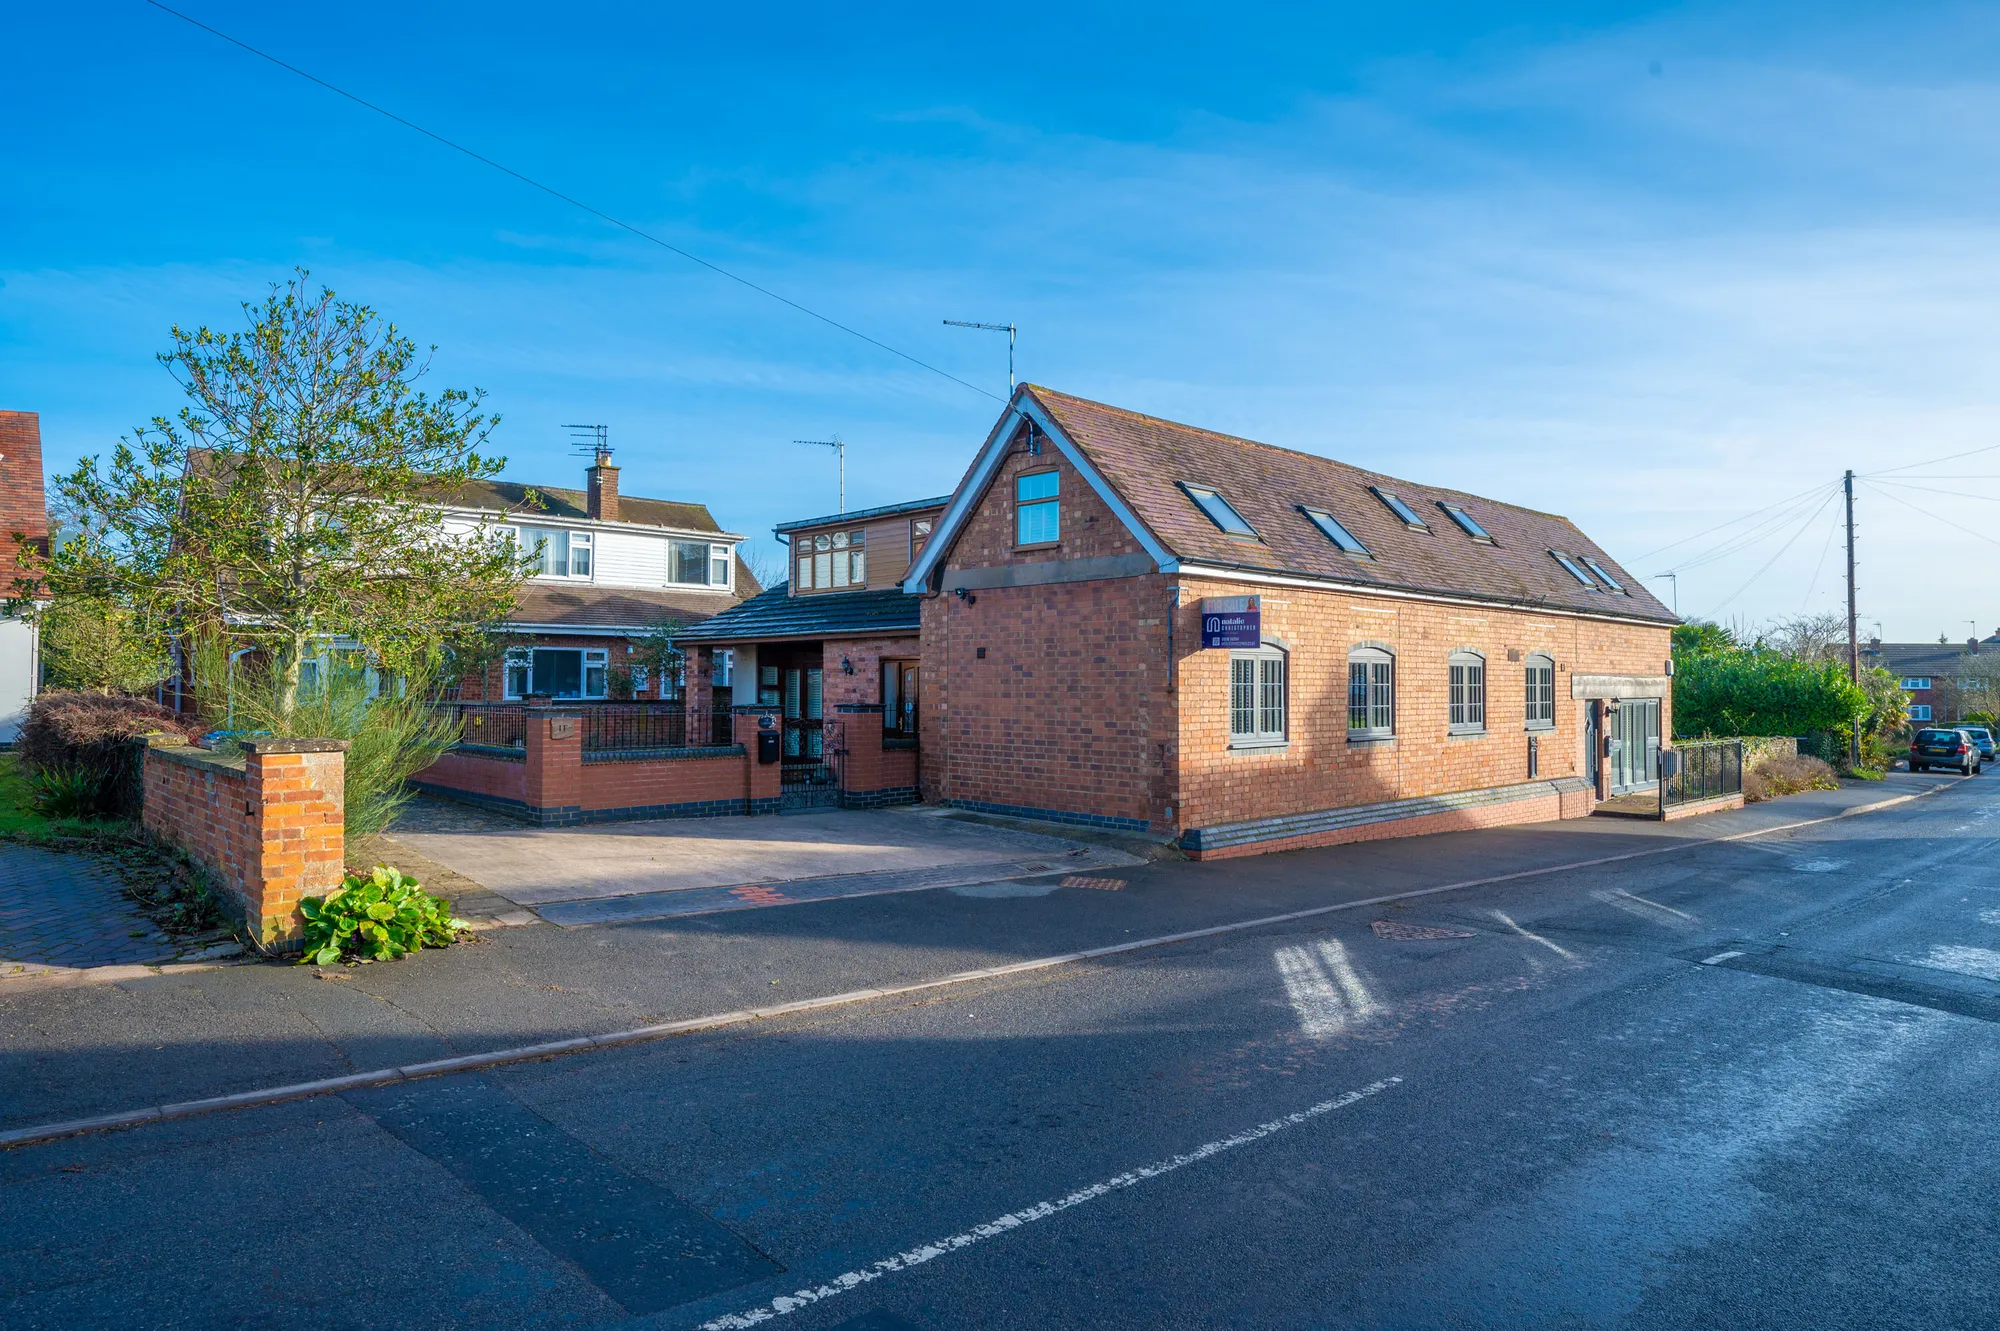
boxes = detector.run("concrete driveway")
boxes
[388,800,1145,926]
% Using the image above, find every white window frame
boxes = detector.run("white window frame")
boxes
[515,526,592,580]
[1448,649,1487,734]
[1910,703,1932,721]
[1524,653,1556,731]
[709,544,732,589]
[1228,644,1287,749]
[503,647,531,700]
[1348,646,1395,739]
[1902,676,1932,690]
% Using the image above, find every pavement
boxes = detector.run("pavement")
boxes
[2,768,1995,1327]
[0,842,193,981]
[389,799,1144,925]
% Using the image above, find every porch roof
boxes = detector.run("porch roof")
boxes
[676,583,921,644]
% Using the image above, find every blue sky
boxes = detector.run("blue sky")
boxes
[7,1,2000,638]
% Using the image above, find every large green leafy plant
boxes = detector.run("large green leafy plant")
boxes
[299,865,465,965]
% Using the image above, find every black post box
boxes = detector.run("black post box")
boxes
[757,731,781,764]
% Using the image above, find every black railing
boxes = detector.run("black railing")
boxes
[580,704,690,751]
[444,703,526,749]
[1662,739,1743,806]
[710,707,734,747]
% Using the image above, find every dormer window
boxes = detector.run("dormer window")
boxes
[1438,503,1493,544]
[1300,506,1371,558]
[793,529,867,590]
[1180,483,1259,537]
[672,539,732,587]
[1371,488,1429,531]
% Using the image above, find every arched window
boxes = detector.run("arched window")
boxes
[1448,649,1486,733]
[1229,643,1288,746]
[1524,653,1556,730]
[1348,646,1395,738]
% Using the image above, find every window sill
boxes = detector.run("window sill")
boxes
[1446,727,1489,739]
[1013,540,1061,553]
[1347,734,1395,747]
[1525,722,1556,733]
[1227,738,1289,753]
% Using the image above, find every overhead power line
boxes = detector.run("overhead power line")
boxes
[143,0,1005,404]
[1627,478,1837,566]
[1859,481,2000,549]
[1656,482,1840,577]
[1703,487,1840,617]
[1863,440,2000,478]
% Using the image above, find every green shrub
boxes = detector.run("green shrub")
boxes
[29,767,111,820]
[1744,754,1840,802]
[1673,651,1869,739]
[299,865,465,965]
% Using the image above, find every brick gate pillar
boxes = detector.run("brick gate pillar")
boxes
[733,706,781,815]
[524,705,584,825]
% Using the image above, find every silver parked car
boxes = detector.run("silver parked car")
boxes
[1957,725,1997,763]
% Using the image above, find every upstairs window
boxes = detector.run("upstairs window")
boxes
[710,545,732,586]
[1371,488,1429,531]
[1438,503,1494,543]
[671,539,732,587]
[794,529,867,590]
[1901,676,1932,690]
[1300,507,1371,557]
[1016,471,1060,545]
[1550,551,1598,589]
[1449,650,1486,733]
[1525,653,1555,730]
[1578,557,1626,593]
[1348,647,1395,738]
[1181,483,1259,537]
[518,526,590,578]
[1228,645,1287,746]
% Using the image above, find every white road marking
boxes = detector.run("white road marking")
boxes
[696,1077,1403,1329]
[1919,945,2000,982]
[1275,939,1383,1036]
[1980,909,2000,926]
[1791,859,1845,874]
[1699,950,1745,966]
[1591,888,1696,927]
[1493,910,1577,961]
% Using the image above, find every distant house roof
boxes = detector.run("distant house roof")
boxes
[906,386,1677,625]
[677,583,920,644]
[1861,641,1988,676]
[773,495,951,536]
[437,478,726,535]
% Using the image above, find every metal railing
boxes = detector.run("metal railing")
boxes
[443,703,526,749]
[580,704,691,751]
[1661,739,1743,806]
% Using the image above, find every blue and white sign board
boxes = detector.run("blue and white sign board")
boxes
[1200,595,1261,649]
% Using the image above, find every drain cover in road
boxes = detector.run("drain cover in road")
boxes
[1372,919,1476,940]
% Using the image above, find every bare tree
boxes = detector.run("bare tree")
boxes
[1758,612,1849,665]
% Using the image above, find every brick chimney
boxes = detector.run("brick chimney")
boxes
[0,411,48,596]
[586,447,619,522]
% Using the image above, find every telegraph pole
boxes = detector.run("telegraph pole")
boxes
[1845,469,1860,767]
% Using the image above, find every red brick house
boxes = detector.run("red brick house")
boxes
[1861,635,2000,724]
[904,387,1679,857]
[679,495,947,810]
[0,412,48,742]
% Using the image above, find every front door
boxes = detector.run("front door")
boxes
[1610,698,1661,794]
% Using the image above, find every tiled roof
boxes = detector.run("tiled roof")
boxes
[774,495,951,535]
[1012,386,1676,624]
[509,584,733,631]
[436,478,724,534]
[1861,642,1989,674]
[677,583,920,643]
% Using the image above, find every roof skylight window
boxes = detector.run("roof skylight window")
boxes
[1371,487,1429,531]
[1300,506,1371,558]
[1579,557,1627,594]
[1438,502,1494,543]
[1550,551,1598,589]
[1180,483,1259,537]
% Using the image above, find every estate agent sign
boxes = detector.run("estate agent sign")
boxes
[1200,595,1261,649]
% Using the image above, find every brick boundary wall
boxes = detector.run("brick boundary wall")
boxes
[413,706,785,822]
[141,737,349,948]
[1178,777,1590,860]
[832,702,918,809]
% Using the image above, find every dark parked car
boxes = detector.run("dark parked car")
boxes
[1910,727,1984,775]
[1958,725,1997,762]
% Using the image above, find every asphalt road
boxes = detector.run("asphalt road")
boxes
[5,774,1999,1328]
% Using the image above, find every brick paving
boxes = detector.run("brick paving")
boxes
[0,842,175,980]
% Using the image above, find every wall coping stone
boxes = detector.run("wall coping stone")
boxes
[450,742,528,761]
[144,744,247,775]
[243,737,352,754]
[582,744,745,764]
[834,702,886,714]
[731,705,782,716]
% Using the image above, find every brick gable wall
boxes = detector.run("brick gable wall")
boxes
[0,412,49,595]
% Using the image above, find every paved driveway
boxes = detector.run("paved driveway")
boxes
[390,801,1144,925]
